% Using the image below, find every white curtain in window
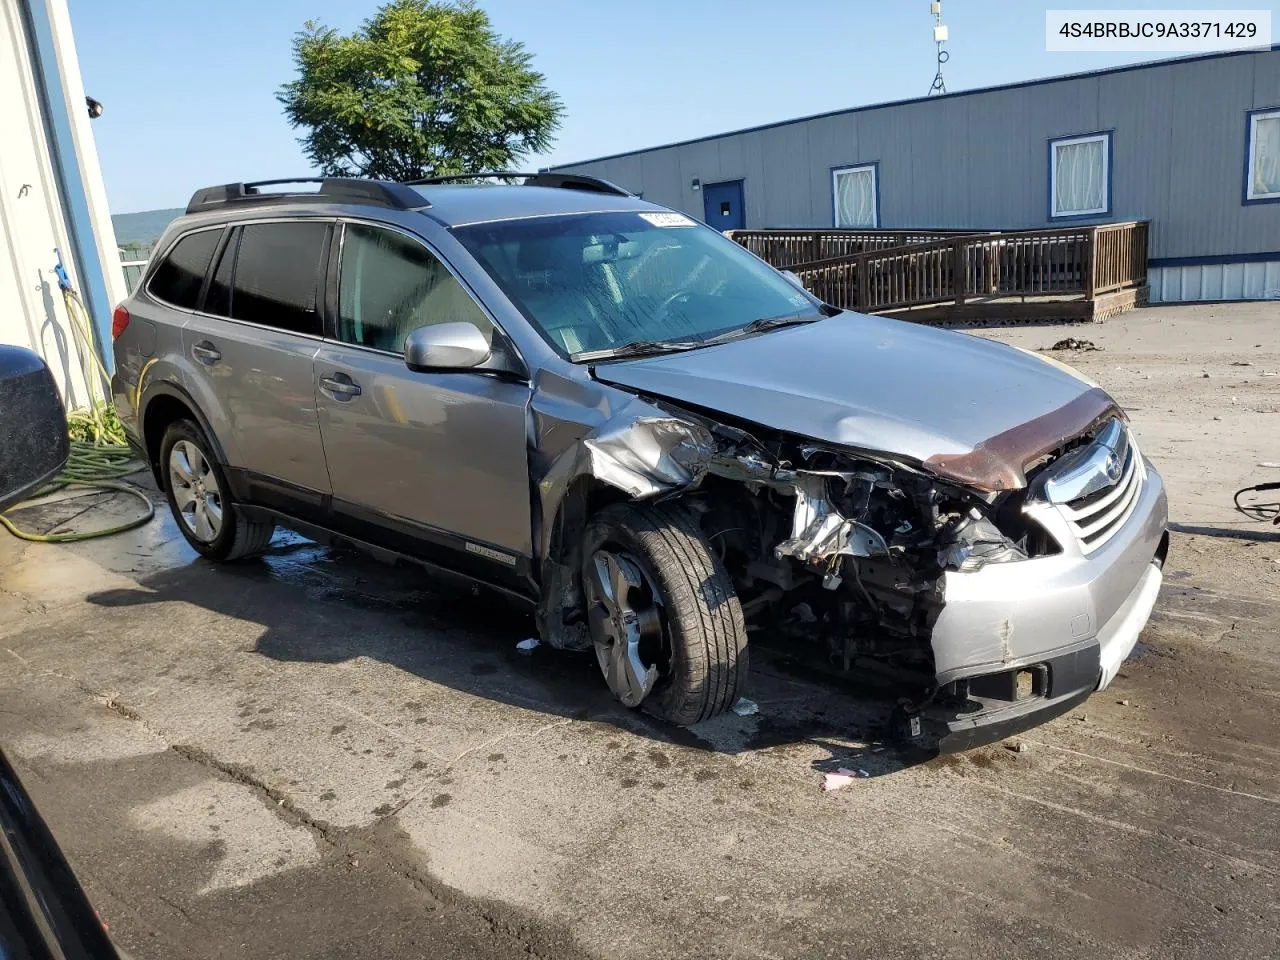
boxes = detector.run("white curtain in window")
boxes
[834,167,876,227]
[1054,138,1106,215]
[1251,115,1280,198]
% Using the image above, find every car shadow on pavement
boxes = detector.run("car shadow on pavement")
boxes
[85,531,927,775]
[1168,521,1280,542]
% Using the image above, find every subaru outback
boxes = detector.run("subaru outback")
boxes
[110,173,1168,751]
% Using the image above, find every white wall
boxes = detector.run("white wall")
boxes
[0,0,123,409]
[1149,262,1280,303]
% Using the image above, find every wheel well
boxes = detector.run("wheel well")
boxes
[141,394,195,484]
[535,477,634,650]
[548,477,631,561]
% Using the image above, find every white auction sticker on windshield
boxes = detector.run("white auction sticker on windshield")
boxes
[639,212,696,227]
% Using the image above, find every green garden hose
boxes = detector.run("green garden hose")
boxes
[0,439,155,543]
[0,290,155,543]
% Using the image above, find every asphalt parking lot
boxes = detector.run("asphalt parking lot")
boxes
[2,302,1278,959]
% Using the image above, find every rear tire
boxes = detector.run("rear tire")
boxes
[581,502,748,725]
[160,419,274,561]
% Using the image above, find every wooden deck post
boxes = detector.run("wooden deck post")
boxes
[1083,228,1098,300]
[952,238,967,306]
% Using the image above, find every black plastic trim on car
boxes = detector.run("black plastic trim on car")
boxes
[932,635,1098,689]
[186,178,429,215]
[930,641,1103,753]
[223,467,327,519]
[239,503,537,605]
[936,686,1093,754]
[406,171,631,196]
[196,223,237,314]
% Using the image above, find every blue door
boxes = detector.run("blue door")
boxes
[702,180,745,231]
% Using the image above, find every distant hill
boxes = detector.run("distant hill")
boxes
[112,207,184,250]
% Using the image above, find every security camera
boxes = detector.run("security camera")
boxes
[86,96,103,119]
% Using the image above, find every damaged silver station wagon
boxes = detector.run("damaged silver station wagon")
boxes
[111,173,1169,751]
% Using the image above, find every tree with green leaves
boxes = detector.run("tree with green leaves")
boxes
[278,0,563,181]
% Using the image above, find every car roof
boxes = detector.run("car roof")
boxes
[415,184,661,228]
[166,179,666,240]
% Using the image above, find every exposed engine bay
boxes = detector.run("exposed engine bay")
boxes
[535,395,1089,713]
[678,415,1048,703]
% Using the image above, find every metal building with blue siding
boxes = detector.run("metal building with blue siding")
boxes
[552,47,1280,304]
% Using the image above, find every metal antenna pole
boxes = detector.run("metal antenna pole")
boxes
[928,1,949,95]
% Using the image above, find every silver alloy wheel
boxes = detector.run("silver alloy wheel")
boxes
[584,549,663,707]
[168,440,223,543]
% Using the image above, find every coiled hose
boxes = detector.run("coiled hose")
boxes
[0,289,154,543]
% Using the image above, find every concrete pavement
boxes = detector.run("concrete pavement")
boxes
[1,303,1278,959]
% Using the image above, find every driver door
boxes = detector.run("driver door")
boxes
[314,221,533,570]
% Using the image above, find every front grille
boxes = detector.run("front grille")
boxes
[1058,432,1145,553]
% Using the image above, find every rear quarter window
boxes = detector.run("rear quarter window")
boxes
[148,228,221,309]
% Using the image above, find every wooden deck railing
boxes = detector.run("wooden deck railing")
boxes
[726,227,985,268]
[735,222,1148,319]
[1091,221,1149,295]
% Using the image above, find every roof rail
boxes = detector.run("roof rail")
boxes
[406,171,632,196]
[185,178,428,215]
[406,171,529,185]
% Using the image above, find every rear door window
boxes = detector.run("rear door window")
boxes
[148,228,221,309]
[228,221,330,336]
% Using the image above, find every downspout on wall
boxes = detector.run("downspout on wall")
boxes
[17,0,124,368]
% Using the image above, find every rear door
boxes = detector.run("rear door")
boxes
[180,219,332,510]
[701,180,745,231]
[313,220,533,566]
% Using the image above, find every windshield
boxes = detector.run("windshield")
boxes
[452,211,823,359]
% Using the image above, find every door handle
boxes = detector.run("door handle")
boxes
[191,341,221,365]
[320,373,363,400]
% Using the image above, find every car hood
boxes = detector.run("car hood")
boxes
[593,312,1119,492]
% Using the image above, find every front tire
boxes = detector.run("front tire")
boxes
[581,502,748,725]
[160,419,274,561]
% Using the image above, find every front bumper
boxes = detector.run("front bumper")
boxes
[925,457,1168,752]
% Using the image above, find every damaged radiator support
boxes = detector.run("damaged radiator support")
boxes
[532,393,1039,710]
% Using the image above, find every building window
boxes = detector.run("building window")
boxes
[832,163,878,228]
[1049,132,1110,219]
[1245,107,1280,204]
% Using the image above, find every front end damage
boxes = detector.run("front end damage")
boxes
[532,385,1167,751]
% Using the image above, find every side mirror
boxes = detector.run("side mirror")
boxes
[404,322,492,372]
[781,270,807,291]
[0,346,69,511]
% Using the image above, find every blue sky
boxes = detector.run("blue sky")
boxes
[70,0,1279,213]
